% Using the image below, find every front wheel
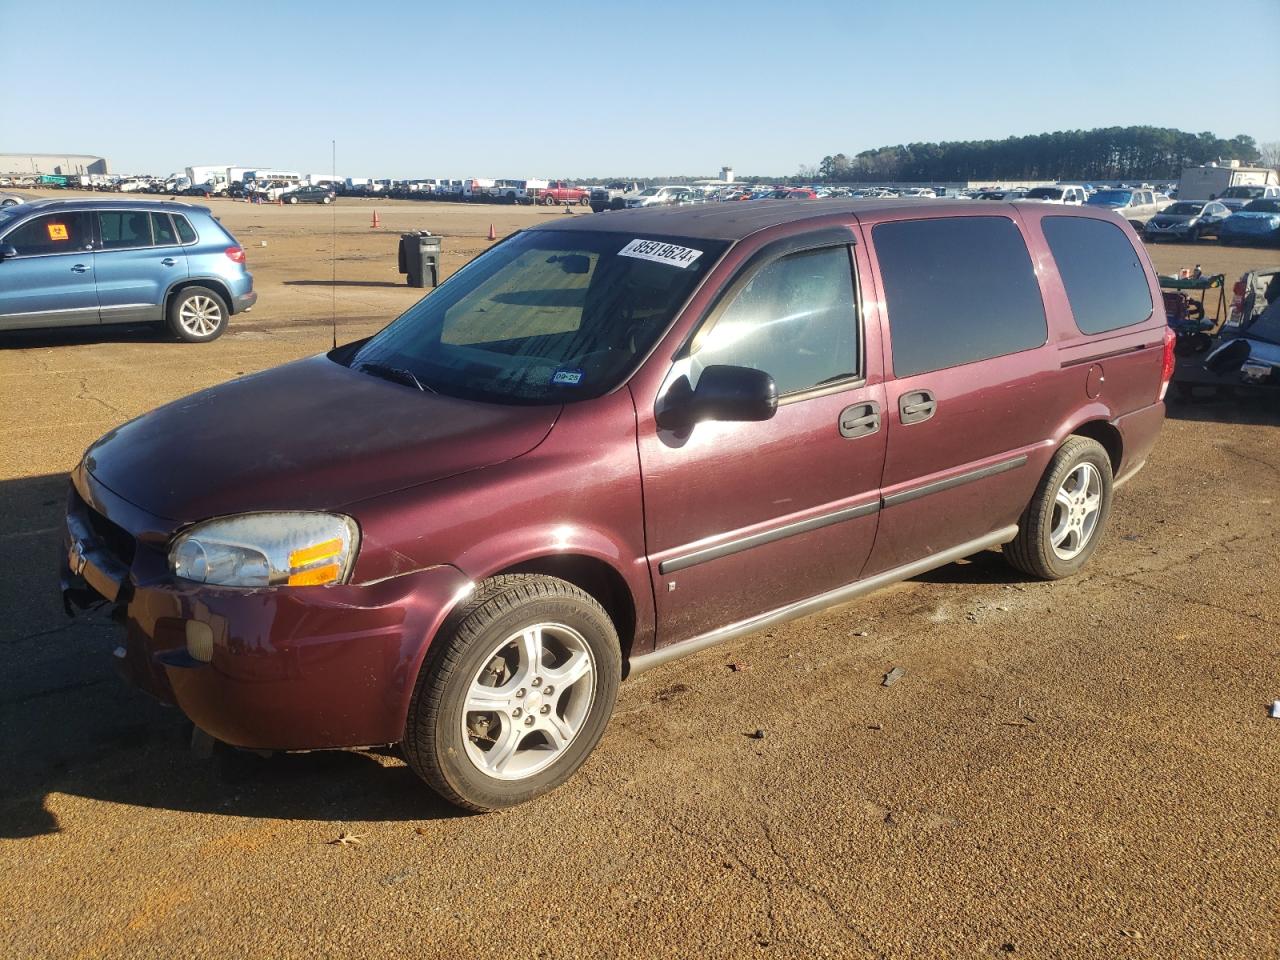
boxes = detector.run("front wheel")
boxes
[1004,436,1113,580]
[404,575,621,812]
[288,195,298,204]
[322,196,332,204]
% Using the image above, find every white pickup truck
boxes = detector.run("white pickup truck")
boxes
[1022,185,1087,205]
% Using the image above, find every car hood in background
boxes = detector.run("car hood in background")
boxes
[84,354,561,523]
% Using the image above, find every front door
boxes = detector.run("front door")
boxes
[638,240,887,647]
[93,210,187,324]
[0,211,99,330]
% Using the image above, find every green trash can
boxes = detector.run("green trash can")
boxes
[399,231,441,288]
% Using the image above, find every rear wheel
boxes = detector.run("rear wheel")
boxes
[168,286,229,343]
[1005,436,1113,580]
[403,575,621,812]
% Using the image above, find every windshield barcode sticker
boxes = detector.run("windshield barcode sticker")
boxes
[618,238,704,269]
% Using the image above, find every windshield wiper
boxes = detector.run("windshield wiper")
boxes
[356,361,436,393]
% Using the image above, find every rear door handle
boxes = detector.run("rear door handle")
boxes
[839,401,881,439]
[899,389,937,425]
[71,263,89,274]
[160,257,177,266]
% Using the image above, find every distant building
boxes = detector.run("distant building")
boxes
[0,153,110,175]
[720,166,734,182]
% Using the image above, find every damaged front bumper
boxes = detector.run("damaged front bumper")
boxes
[60,466,473,751]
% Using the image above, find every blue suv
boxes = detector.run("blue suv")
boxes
[0,198,255,342]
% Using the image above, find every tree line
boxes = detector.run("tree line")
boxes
[813,127,1262,183]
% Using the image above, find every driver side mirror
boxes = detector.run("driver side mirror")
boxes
[0,243,16,261]
[655,364,778,431]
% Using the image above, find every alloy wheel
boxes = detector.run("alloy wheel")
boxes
[1050,462,1102,560]
[461,622,595,781]
[178,295,223,337]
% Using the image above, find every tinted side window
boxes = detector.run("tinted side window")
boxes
[99,210,153,249]
[3,211,93,256]
[1042,216,1153,334]
[151,212,178,245]
[173,215,197,243]
[691,246,858,395]
[873,217,1046,377]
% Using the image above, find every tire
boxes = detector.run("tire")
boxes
[322,196,332,204]
[288,195,298,204]
[167,285,229,343]
[1004,436,1113,580]
[578,196,589,206]
[544,194,557,206]
[404,574,621,812]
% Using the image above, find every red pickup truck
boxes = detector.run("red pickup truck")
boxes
[539,181,590,206]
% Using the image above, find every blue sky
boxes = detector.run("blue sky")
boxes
[3,0,1277,179]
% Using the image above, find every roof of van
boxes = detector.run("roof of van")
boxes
[536,198,1083,241]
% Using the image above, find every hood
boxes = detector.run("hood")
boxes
[84,354,561,523]
[1151,214,1193,224]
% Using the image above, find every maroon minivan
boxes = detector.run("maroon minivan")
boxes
[62,200,1173,810]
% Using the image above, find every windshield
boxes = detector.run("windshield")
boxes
[342,229,727,404]
[637,188,659,197]
[1223,186,1263,198]
[1242,199,1280,213]
[1089,190,1133,206]
[1165,202,1202,216]
[1026,187,1064,200]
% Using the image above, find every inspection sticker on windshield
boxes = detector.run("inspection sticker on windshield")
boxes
[551,368,583,386]
[618,238,703,269]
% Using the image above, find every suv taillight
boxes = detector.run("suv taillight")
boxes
[225,246,245,264]
[1158,325,1176,401]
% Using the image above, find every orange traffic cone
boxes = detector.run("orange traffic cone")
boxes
[486,223,496,241]
[371,210,381,228]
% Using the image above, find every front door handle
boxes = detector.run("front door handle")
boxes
[71,263,89,274]
[160,257,177,266]
[839,401,881,439]
[899,389,937,425]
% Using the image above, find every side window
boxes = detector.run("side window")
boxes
[173,214,197,243]
[873,216,1047,377]
[690,246,858,395]
[1042,216,1153,334]
[151,212,178,245]
[2,211,93,256]
[99,210,153,249]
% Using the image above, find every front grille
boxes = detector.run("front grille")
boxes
[72,487,137,567]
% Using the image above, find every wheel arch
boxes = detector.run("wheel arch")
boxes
[164,277,236,316]
[490,553,639,666]
[1067,418,1123,476]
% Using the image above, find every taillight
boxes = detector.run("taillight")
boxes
[1158,325,1176,401]
[224,246,245,264]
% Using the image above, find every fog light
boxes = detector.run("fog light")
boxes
[185,620,214,663]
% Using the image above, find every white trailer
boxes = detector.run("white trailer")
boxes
[1178,163,1279,203]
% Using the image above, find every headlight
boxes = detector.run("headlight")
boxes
[169,512,359,588]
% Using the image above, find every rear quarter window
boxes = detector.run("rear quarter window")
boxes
[1042,216,1152,334]
[173,214,197,244]
[873,216,1047,377]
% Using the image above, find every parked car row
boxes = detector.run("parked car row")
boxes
[1145,198,1280,246]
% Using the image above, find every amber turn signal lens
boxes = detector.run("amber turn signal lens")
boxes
[288,538,342,569]
[287,563,341,587]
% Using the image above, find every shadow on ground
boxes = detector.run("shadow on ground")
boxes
[0,323,164,350]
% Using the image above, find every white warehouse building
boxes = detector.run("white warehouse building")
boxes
[0,153,110,175]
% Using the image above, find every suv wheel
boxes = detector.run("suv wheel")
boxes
[404,574,621,812]
[168,286,229,343]
[1005,436,1113,580]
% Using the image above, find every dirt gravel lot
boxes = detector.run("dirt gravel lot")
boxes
[1,192,1278,959]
